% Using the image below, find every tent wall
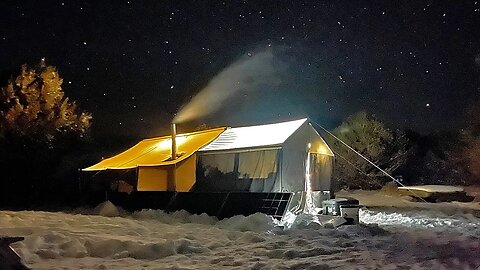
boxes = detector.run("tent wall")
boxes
[281,121,334,192]
[137,167,168,191]
[197,121,333,193]
[175,154,197,192]
[137,155,197,192]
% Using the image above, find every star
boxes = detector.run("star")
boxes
[0,0,477,140]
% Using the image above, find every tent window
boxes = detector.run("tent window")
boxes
[238,150,277,179]
[196,149,280,192]
[199,153,235,174]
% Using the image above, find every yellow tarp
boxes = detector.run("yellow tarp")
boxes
[83,127,226,171]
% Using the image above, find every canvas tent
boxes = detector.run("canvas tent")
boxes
[82,118,335,219]
[83,118,334,195]
[196,118,334,194]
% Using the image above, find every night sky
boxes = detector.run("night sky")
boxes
[1,0,479,140]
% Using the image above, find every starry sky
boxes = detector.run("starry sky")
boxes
[1,0,479,140]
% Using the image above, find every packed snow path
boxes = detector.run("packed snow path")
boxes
[0,208,479,269]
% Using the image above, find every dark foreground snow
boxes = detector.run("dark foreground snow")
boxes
[0,205,479,270]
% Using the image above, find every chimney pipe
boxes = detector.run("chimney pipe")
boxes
[168,123,177,192]
[171,123,177,160]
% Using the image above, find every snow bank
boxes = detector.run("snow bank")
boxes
[360,208,480,237]
[131,209,277,233]
[93,201,120,217]
[284,213,347,229]
[132,209,217,225]
[337,189,480,214]
[398,185,464,193]
[0,210,218,263]
[217,212,275,232]
[1,206,479,269]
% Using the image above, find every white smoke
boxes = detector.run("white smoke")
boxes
[173,50,284,123]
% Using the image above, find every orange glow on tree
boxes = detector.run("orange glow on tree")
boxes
[0,60,92,143]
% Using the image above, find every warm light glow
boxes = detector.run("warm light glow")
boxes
[304,152,317,214]
[316,144,330,155]
[155,136,188,150]
[305,152,311,192]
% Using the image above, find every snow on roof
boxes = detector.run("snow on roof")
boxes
[199,118,308,152]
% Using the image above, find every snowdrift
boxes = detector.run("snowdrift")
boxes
[1,203,479,269]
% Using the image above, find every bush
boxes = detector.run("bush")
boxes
[327,112,410,190]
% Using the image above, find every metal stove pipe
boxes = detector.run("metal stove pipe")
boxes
[171,123,177,159]
[168,123,177,192]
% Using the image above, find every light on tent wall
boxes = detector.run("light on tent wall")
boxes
[304,150,317,214]
[305,152,311,192]
[316,145,330,155]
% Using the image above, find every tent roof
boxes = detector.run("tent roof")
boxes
[199,118,308,152]
[83,127,226,171]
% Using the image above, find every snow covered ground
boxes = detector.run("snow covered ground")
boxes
[397,185,465,193]
[1,202,480,270]
[337,189,480,214]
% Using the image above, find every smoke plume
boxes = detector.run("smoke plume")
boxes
[173,50,284,123]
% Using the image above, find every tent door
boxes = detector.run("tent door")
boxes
[307,153,333,192]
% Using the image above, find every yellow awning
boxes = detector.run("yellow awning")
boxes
[83,127,226,171]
